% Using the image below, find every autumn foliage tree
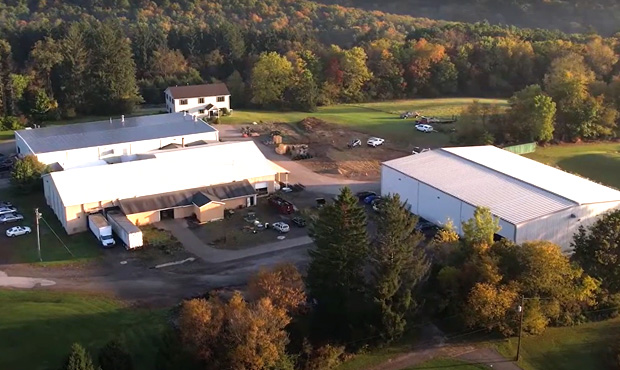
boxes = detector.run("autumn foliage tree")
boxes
[248,263,306,314]
[179,292,291,370]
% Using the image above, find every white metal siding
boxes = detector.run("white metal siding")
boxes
[382,165,516,241]
[517,201,620,251]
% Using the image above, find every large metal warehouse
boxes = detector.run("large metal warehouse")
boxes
[15,113,219,169]
[43,141,289,234]
[381,146,620,250]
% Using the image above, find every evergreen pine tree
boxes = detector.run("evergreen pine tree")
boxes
[61,343,96,370]
[369,194,430,342]
[86,20,141,114]
[55,22,89,117]
[98,339,133,370]
[306,187,370,342]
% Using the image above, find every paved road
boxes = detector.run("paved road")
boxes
[157,219,313,263]
[0,140,14,156]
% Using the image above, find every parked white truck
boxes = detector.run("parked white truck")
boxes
[106,211,143,249]
[88,214,116,247]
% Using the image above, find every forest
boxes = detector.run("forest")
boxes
[323,0,620,35]
[1,0,620,143]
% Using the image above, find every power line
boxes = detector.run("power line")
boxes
[40,215,74,257]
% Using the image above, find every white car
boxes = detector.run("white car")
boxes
[0,206,18,215]
[272,222,290,233]
[6,226,31,237]
[0,213,24,223]
[415,124,433,133]
[367,137,385,147]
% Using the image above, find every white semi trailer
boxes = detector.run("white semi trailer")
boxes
[88,214,116,247]
[106,211,143,249]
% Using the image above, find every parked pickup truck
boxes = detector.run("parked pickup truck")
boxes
[269,196,295,215]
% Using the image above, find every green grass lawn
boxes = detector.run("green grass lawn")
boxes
[223,98,507,147]
[0,290,168,370]
[0,188,103,265]
[526,142,620,189]
[493,317,620,370]
[407,358,488,369]
[0,130,13,141]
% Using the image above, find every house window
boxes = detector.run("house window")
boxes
[199,97,205,104]
[180,99,188,105]
[199,109,205,114]
[217,96,225,102]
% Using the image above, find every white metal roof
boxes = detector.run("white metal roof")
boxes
[383,146,620,224]
[48,141,289,207]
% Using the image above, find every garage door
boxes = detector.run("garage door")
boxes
[255,182,268,195]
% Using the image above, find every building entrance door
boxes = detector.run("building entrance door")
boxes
[160,209,174,220]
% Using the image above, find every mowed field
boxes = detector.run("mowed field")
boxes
[0,290,167,370]
[494,316,620,370]
[223,98,507,148]
[526,142,620,189]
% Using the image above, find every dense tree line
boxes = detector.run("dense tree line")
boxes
[323,0,620,35]
[2,0,620,141]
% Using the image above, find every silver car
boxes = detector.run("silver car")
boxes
[6,226,31,237]
[0,206,18,215]
[0,213,24,223]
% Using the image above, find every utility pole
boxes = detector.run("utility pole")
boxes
[35,208,42,262]
[516,295,525,362]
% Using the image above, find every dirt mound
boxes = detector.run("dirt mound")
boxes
[298,117,329,132]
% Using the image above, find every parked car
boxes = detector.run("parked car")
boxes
[273,222,290,233]
[0,206,18,215]
[348,139,361,148]
[269,196,295,215]
[356,191,376,201]
[6,226,31,237]
[0,213,24,224]
[415,124,433,133]
[367,137,385,147]
[363,194,380,204]
[292,217,306,227]
[0,201,13,208]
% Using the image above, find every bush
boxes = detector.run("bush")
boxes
[142,226,182,254]
[299,341,345,370]
[212,117,221,125]
[10,155,49,194]
[220,108,229,116]
[1,116,25,130]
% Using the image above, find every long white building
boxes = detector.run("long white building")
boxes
[381,146,620,250]
[14,113,219,169]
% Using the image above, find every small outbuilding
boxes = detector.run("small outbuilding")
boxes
[381,146,620,250]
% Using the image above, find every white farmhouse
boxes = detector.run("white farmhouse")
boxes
[164,83,231,117]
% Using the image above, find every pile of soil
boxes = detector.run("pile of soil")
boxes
[298,117,328,132]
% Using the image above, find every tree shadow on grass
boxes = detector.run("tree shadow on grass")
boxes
[0,297,167,370]
[557,153,620,189]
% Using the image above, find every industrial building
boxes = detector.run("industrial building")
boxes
[381,146,620,250]
[43,141,289,234]
[15,113,219,169]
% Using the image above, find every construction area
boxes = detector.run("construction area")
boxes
[241,117,409,179]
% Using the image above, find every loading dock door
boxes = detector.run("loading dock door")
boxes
[160,209,174,220]
[255,182,268,196]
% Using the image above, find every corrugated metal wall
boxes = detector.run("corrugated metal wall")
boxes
[381,165,516,240]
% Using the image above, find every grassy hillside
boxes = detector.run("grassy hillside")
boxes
[526,143,620,189]
[0,291,167,370]
[222,98,507,147]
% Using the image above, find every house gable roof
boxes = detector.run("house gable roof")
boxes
[166,83,230,99]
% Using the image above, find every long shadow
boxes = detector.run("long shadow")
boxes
[557,153,620,189]
[0,294,168,370]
